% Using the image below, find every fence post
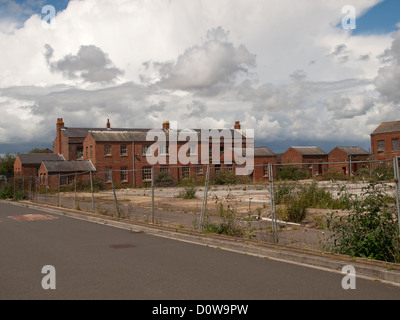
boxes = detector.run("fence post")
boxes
[110,170,120,217]
[35,177,38,202]
[199,165,210,230]
[45,175,48,205]
[268,163,278,243]
[151,166,155,223]
[74,173,77,209]
[90,171,95,213]
[58,174,60,206]
[394,156,400,233]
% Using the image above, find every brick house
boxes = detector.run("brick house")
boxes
[280,146,328,177]
[328,146,370,176]
[53,118,140,161]
[38,160,96,190]
[14,153,64,177]
[224,147,277,182]
[80,120,250,187]
[370,121,400,161]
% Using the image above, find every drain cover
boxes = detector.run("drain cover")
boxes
[9,214,57,221]
[109,244,136,249]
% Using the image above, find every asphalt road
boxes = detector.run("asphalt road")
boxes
[1,201,400,300]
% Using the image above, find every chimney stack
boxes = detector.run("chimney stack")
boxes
[56,118,64,155]
[162,121,170,130]
[234,121,241,130]
[107,119,111,129]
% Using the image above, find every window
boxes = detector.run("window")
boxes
[263,164,269,177]
[86,146,88,159]
[392,139,399,152]
[142,145,151,155]
[227,165,233,172]
[160,166,169,173]
[142,166,152,180]
[104,144,112,156]
[90,146,93,158]
[182,166,190,178]
[121,167,127,182]
[77,147,83,159]
[214,164,221,174]
[377,140,385,153]
[197,166,203,175]
[160,145,169,155]
[187,145,196,156]
[120,145,127,156]
[105,167,112,182]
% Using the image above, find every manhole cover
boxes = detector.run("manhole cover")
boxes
[9,214,57,221]
[109,244,136,249]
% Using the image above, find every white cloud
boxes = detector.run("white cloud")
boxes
[0,0,398,153]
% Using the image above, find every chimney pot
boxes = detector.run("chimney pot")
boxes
[163,121,170,130]
[107,119,110,129]
[234,121,241,130]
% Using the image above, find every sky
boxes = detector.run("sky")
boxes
[0,0,399,155]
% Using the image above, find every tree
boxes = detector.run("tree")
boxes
[0,153,16,177]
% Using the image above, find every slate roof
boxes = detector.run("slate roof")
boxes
[62,127,149,138]
[290,147,327,156]
[254,147,276,157]
[18,153,64,165]
[88,129,248,142]
[372,121,400,135]
[42,160,96,173]
[335,146,369,156]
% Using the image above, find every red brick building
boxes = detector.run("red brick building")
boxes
[370,121,400,161]
[38,160,95,190]
[281,146,328,177]
[49,118,257,187]
[328,146,370,176]
[14,153,64,177]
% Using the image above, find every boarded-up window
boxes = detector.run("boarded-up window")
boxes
[104,145,112,156]
[377,140,385,153]
[392,139,399,152]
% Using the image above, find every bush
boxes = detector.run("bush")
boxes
[277,166,310,181]
[371,163,394,181]
[155,172,176,187]
[0,184,12,199]
[13,190,25,201]
[177,185,197,199]
[275,182,347,223]
[325,183,400,263]
[321,168,349,181]
[202,203,255,238]
[210,170,250,185]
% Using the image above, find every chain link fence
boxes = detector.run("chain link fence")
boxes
[2,157,400,255]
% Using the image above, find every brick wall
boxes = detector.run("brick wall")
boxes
[371,132,400,160]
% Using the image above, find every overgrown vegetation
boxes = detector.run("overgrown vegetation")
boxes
[200,203,255,239]
[0,184,12,199]
[276,166,311,181]
[176,185,197,199]
[275,182,348,223]
[324,183,400,263]
[211,170,250,185]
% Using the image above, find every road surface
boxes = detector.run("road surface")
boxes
[1,201,399,300]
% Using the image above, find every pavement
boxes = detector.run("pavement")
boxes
[2,199,400,287]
